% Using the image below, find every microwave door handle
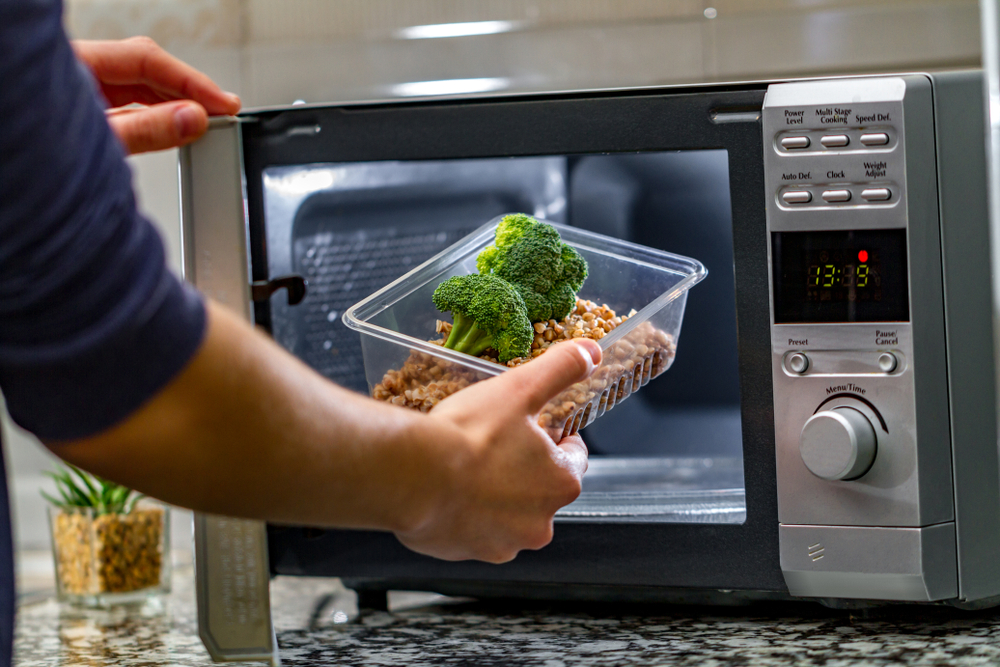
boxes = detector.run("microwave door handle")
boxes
[251,275,308,305]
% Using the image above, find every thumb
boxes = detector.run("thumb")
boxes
[490,339,602,416]
[106,101,208,154]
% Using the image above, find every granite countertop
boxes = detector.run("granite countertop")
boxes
[14,554,1000,666]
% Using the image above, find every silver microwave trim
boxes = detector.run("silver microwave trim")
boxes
[179,119,279,665]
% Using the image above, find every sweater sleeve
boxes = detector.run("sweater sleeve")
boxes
[0,0,207,440]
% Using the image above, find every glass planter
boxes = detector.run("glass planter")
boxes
[48,503,171,607]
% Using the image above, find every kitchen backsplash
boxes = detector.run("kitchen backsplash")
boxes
[63,0,981,106]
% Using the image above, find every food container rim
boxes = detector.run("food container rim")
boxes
[342,217,707,376]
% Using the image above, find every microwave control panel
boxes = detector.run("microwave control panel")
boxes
[762,76,954,536]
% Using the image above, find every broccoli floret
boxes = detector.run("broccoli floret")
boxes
[476,213,536,275]
[432,274,533,362]
[477,214,589,322]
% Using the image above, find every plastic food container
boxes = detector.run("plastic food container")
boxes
[343,216,706,441]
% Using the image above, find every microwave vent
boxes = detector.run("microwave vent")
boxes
[296,225,479,392]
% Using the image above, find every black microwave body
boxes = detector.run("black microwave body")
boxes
[242,85,784,597]
[180,71,1000,638]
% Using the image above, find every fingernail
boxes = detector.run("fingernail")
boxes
[174,105,202,137]
[576,339,602,366]
[224,91,241,108]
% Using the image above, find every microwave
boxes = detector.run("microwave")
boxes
[180,70,1000,662]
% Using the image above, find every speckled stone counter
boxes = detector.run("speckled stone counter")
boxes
[15,563,1000,666]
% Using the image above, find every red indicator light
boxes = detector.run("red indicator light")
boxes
[858,250,869,262]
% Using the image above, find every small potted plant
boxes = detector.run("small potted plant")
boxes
[43,465,170,606]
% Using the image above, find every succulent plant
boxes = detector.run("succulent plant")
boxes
[41,465,142,516]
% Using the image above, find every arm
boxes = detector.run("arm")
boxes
[48,301,599,563]
[0,0,210,440]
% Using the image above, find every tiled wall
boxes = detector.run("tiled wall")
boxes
[64,0,981,107]
[3,0,983,550]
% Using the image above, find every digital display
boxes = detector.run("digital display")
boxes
[772,229,909,323]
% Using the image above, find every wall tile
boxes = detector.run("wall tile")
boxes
[65,0,243,48]
[711,1,980,79]
[245,21,704,107]
[245,0,701,45]
[707,0,974,16]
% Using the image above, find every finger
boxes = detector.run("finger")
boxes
[74,38,240,115]
[99,83,172,108]
[107,101,208,154]
[489,339,602,415]
[554,433,589,481]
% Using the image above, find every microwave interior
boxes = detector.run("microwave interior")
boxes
[245,88,782,594]
[262,152,744,524]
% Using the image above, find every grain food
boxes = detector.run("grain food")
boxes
[372,298,677,440]
[51,507,165,597]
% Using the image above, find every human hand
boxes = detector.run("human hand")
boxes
[73,37,241,154]
[396,338,601,563]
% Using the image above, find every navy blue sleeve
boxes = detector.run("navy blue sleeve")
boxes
[0,0,207,440]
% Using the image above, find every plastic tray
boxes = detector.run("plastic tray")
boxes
[343,216,707,441]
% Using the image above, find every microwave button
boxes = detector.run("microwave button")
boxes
[800,407,878,481]
[860,132,890,146]
[861,188,892,202]
[781,136,811,150]
[787,352,810,374]
[878,352,898,373]
[820,134,850,148]
[782,190,813,205]
[822,189,852,203]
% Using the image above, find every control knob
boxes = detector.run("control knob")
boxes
[799,407,877,481]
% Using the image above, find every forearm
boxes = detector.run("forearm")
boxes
[44,297,598,564]
[46,300,456,533]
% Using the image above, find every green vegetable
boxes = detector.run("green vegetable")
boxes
[477,214,588,322]
[41,465,143,516]
[432,273,533,362]
[475,213,537,275]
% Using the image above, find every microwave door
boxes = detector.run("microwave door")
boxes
[242,87,784,600]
